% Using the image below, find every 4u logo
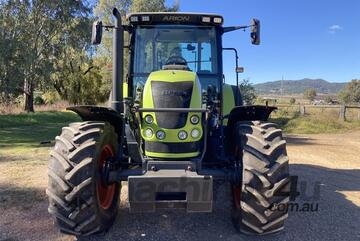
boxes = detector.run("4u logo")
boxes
[275,176,321,201]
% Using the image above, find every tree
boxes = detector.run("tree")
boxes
[0,1,28,104]
[324,96,333,104]
[289,97,296,104]
[52,49,110,105]
[303,89,317,102]
[130,0,178,12]
[239,79,257,105]
[0,0,93,111]
[338,79,360,104]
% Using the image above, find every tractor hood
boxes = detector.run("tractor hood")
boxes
[140,70,203,158]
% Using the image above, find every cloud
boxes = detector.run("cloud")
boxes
[328,25,343,34]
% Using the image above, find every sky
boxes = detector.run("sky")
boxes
[165,0,360,84]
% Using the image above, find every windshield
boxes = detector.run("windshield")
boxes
[131,25,219,99]
[133,25,218,75]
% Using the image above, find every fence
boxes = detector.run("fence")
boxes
[272,104,360,121]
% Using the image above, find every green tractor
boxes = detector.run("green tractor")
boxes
[46,8,290,237]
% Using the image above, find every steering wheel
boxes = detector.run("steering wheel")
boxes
[165,56,187,65]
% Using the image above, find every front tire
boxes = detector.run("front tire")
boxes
[46,121,120,236]
[231,121,290,235]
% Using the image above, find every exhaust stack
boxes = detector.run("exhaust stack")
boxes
[112,8,124,113]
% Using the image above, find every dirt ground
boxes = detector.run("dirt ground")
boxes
[1,131,359,241]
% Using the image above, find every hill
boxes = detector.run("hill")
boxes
[254,78,346,94]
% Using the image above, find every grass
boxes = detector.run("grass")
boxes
[0,111,80,208]
[0,111,80,153]
[271,109,360,134]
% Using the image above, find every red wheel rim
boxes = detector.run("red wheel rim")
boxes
[232,145,241,209]
[96,145,116,210]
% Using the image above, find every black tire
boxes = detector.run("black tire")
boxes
[46,121,120,236]
[231,121,290,235]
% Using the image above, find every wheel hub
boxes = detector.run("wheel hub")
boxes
[97,145,116,210]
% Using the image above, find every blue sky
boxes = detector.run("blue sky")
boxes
[166,0,360,84]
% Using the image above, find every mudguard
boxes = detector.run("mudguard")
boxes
[226,105,276,126]
[67,106,123,136]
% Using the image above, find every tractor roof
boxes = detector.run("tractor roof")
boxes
[126,12,224,26]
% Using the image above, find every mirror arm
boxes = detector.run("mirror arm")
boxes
[222,25,250,33]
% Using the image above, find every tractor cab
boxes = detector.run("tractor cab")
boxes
[127,13,225,158]
[121,12,261,159]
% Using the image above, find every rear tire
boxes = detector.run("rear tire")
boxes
[231,121,290,235]
[46,121,120,236]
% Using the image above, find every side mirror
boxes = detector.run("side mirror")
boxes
[91,21,103,45]
[250,19,260,45]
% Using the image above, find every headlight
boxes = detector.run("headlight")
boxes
[213,17,223,24]
[144,128,153,138]
[191,129,200,138]
[130,16,139,22]
[202,16,211,23]
[156,130,165,140]
[190,115,199,124]
[145,115,153,124]
[141,16,150,22]
[178,130,188,140]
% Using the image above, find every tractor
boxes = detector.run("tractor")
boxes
[46,8,290,237]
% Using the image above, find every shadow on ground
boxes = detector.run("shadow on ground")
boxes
[0,184,46,209]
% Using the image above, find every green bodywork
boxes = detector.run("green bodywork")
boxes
[222,84,236,126]
[140,70,203,158]
[138,69,239,158]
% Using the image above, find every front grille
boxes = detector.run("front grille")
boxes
[151,81,193,129]
[145,141,200,153]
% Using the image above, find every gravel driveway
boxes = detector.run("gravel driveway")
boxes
[1,132,360,241]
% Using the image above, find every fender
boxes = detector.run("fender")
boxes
[67,106,123,136]
[226,105,276,127]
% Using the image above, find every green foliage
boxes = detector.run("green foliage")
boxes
[239,78,257,105]
[303,88,317,102]
[130,0,179,12]
[0,0,93,111]
[52,49,110,105]
[338,79,360,104]
[289,97,296,104]
[34,96,45,105]
[42,91,61,105]
[324,95,333,104]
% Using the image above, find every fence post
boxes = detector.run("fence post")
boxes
[339,105,346,121]
[300,105,306,115]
